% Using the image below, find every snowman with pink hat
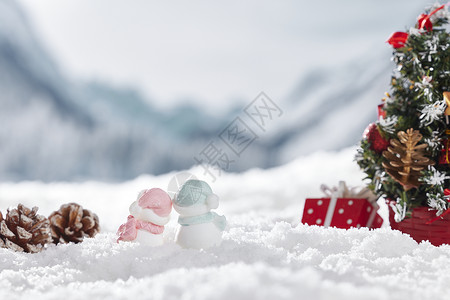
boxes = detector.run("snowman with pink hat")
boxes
[117,188,172,246]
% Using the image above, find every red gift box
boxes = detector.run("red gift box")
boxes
[302,197,383,229]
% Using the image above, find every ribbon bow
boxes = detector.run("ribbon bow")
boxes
[320,181,377,204]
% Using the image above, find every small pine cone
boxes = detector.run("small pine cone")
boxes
[49,203,100,244]
[0,204,52,253]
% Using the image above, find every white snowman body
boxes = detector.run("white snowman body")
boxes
[135,230,164,246]
[173,196,223,249]
[176,222,222,249]
[129,199,170,246]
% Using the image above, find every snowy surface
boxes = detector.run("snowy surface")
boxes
[1,147,449,299]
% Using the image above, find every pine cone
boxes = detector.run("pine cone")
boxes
[382,128,434,191]
[0,204,52,253]
[49,203,100,244]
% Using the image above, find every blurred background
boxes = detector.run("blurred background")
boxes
[0,0,431,181]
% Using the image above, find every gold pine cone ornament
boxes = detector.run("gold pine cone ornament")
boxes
[382,128,434,191]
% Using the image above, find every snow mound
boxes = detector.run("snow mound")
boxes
[0,224,447,300]
[0,147,449,299]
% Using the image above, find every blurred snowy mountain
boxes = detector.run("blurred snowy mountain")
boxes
[0,0,228,181]
[0,0,418,181]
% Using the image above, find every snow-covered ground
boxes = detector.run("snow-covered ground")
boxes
[1,147,449,299]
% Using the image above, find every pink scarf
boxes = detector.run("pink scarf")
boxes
[117,215,164,242]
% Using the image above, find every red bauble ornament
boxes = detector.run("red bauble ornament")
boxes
[363,123,390,153]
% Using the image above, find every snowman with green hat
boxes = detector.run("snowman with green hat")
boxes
[172,179,226,249]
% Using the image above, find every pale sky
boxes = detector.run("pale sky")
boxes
[17,0,428,110]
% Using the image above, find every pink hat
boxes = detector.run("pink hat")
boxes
[138,188,172,217]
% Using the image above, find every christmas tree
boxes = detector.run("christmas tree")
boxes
[356,3,450,222]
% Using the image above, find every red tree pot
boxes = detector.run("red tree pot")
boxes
[388,201,450,246]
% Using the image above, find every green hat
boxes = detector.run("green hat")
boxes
[174,180,213,207]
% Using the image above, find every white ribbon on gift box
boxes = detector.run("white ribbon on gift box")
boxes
[320,181,379,228]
